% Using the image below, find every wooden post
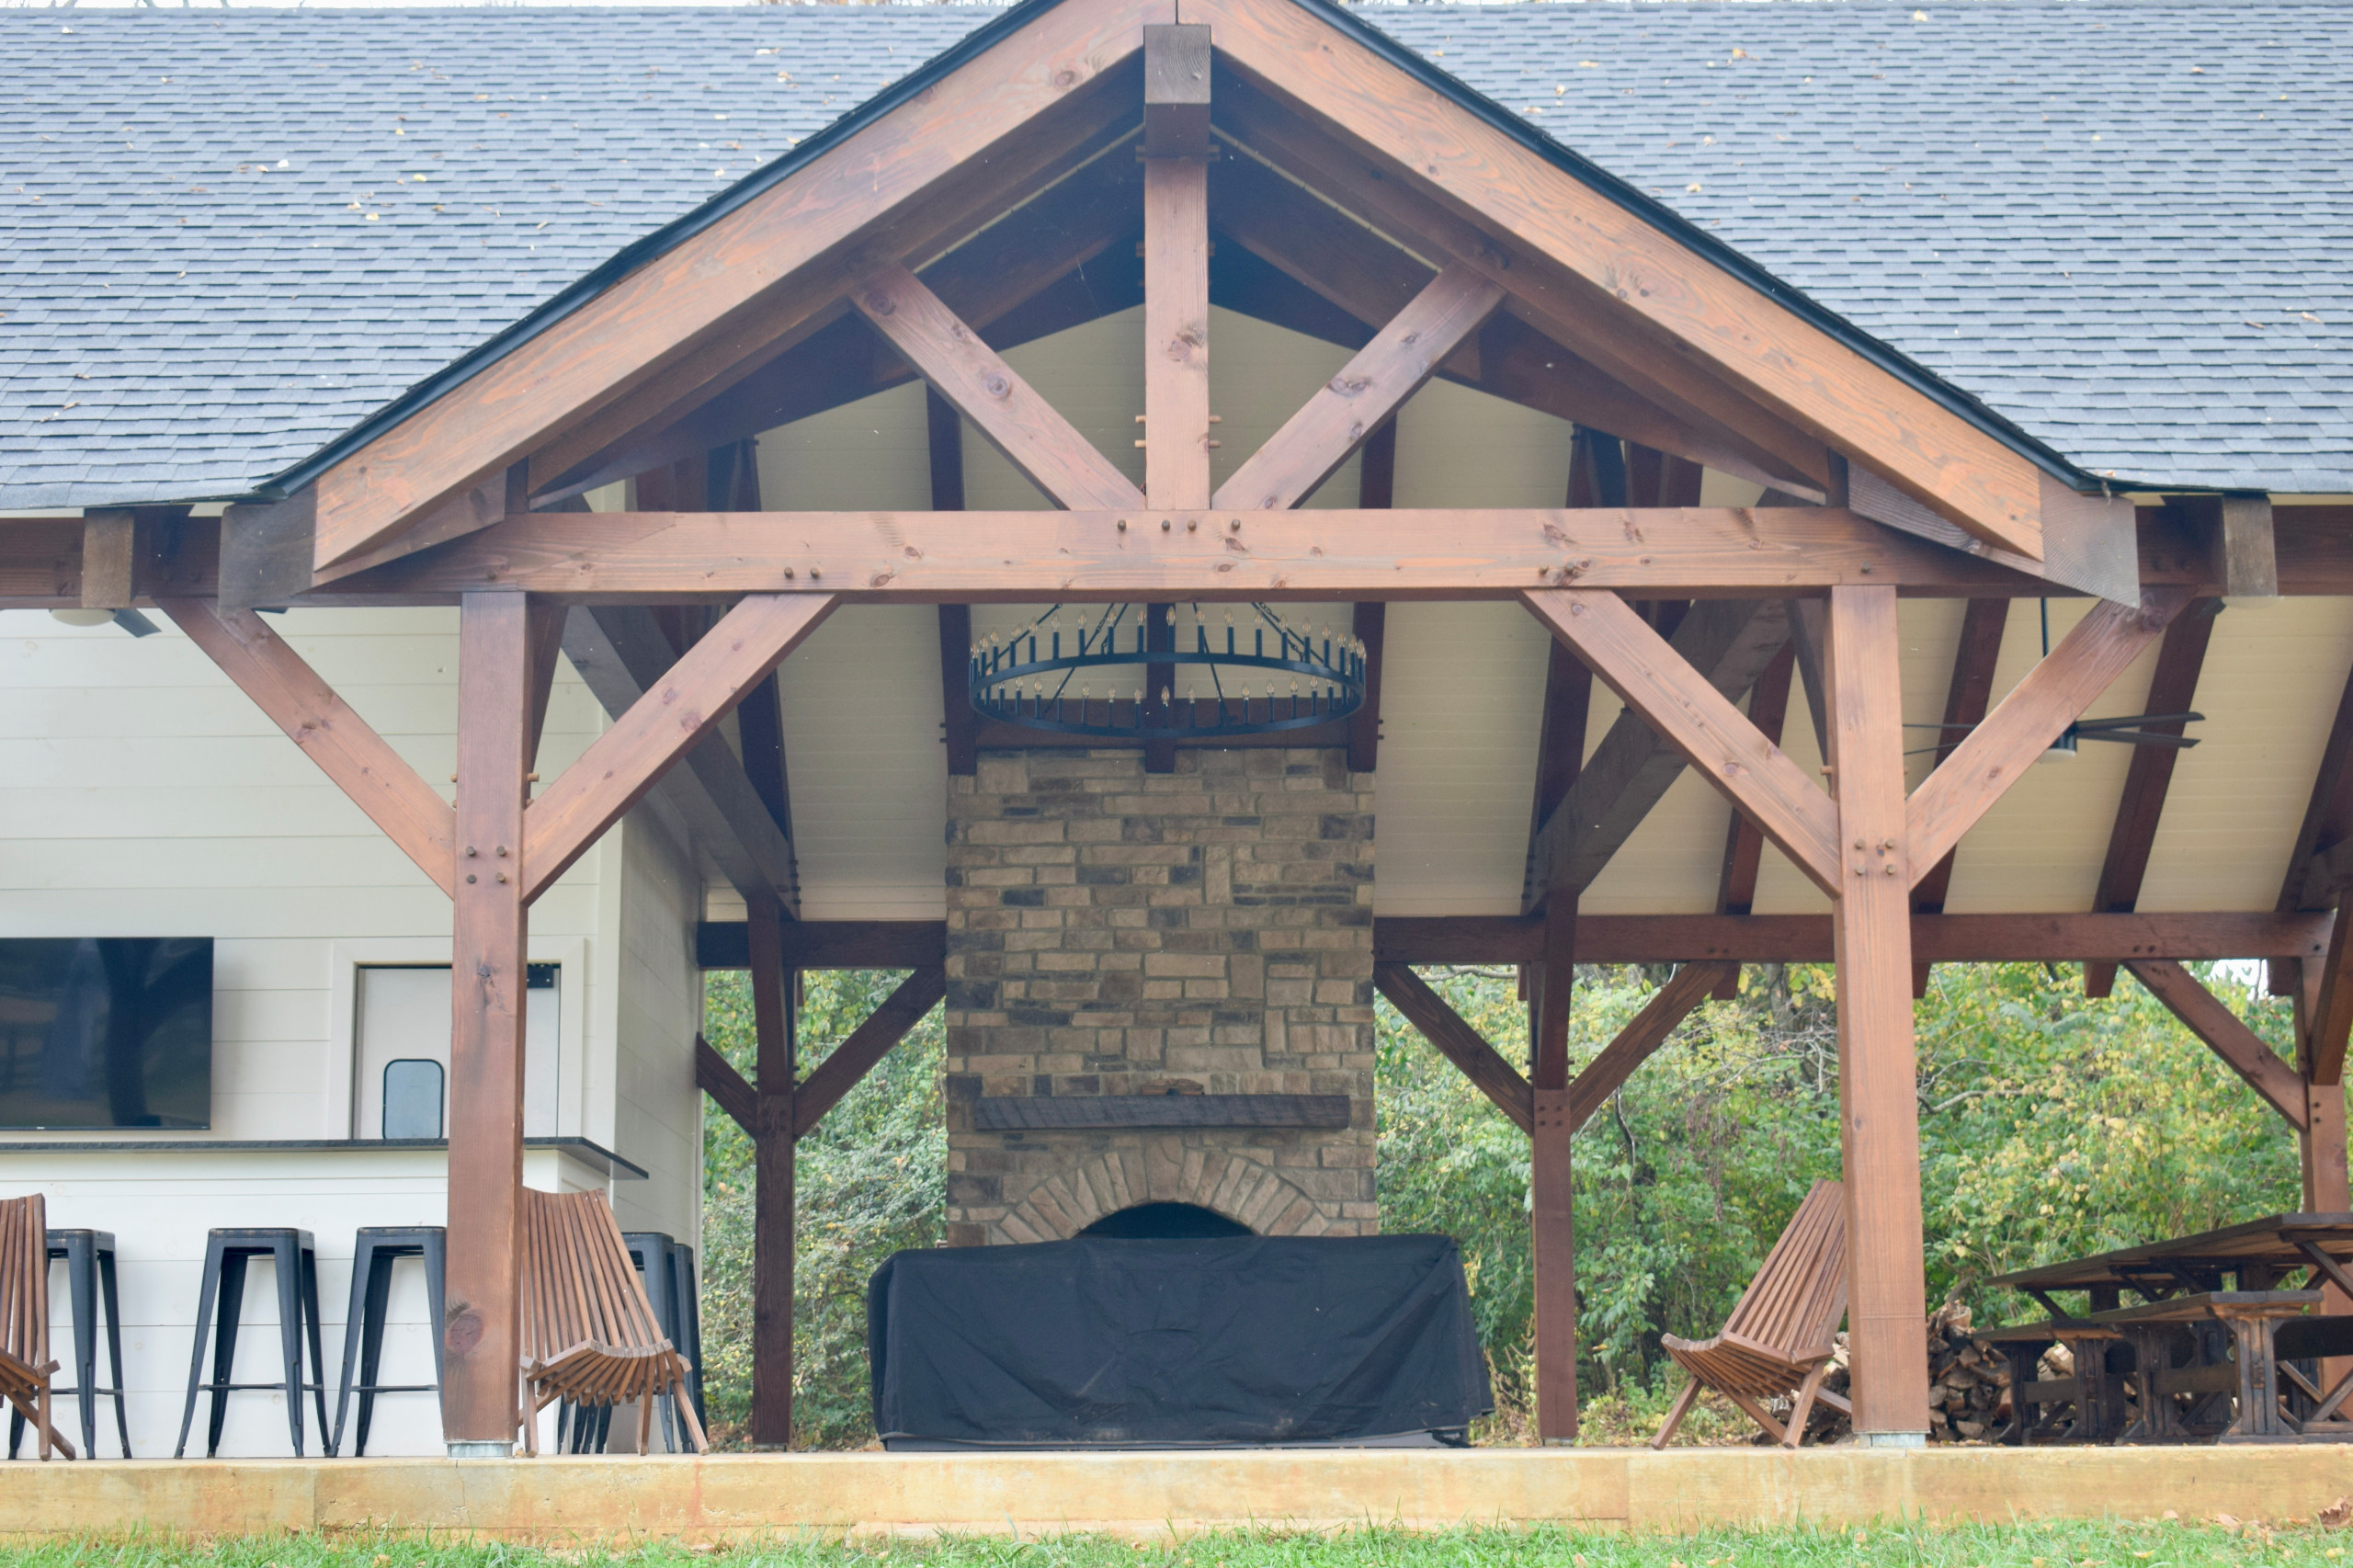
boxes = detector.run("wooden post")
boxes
[747,892,797,1449]
[1824,584,1931,1443]
[1142,23,1211,511]
[444,590,533,1453]
[1532,890,1577,1440]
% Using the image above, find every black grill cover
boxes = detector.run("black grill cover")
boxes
[868,1233,1491,1447]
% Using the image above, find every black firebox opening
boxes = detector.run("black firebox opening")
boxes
[1076,1201,1252,1240]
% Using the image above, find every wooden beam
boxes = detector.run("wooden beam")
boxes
[538,144,1146,503]
[696,919,948,971]
[1910,598,2010,994]
[928,391,979,778]
[1528,638,1595,886]
[2280,659,2353,921]
[1210,77,1836,500]
[2126,960,2307,1129]
[2173,494,2279,600]
[1907,589,2193,880]
[444,590,533,1450]
[1526,596,1790,905]
[1716,645,1793,916]
[311,0,1147,569]
[524,594,835,902]
[1197,9,2049,558]
[217,491,319,611]
[1142,22,1211,158]
[2084,600,2219,996]
[1370,963,1532,1132]
[1563,961,1733,1131]
[1213,264,1502,512]
[746,891,795,1449]
[694,1034,756,1137]
[1824,582,1930,1439]
[2309,911,2353,1089]
[343,504,2055,603]
[792,966,948,1137]
[79,512,136,610]
[853,261,1142,511]
[1525,590,1840,896]
[1347,437,1392,776]
[164,597,457,897]
[560,605,800,911]
[1375,910,2335,968]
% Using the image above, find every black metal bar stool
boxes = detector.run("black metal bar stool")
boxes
[331,1225,447,1458]
[665,1241,705,1427]
[6,1229,131,1460]
[622,1231,683,1451]
[175,1228,330,1458]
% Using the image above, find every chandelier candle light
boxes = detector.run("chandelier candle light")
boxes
[970,603,1368,740]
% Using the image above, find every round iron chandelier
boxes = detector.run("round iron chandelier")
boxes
[969,603,1367,741]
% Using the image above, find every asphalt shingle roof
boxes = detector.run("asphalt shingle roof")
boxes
[2,0,2347,509]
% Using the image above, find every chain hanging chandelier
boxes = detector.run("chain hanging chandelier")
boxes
[969,603,1367,740]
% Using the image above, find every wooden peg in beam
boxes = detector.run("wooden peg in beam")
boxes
[1142,23,1211,160]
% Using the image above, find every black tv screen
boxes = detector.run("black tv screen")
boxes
[0,938,212,1130]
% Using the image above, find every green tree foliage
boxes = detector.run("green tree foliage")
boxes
[1377,960,2302,1425]
[698,959,2302,1448]
[699,969,944,1449]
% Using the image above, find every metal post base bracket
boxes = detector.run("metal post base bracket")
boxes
[1854,1430,1929,1449]
[447,1439,516,1460]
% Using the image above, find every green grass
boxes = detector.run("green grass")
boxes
[7,1521,2352,1568]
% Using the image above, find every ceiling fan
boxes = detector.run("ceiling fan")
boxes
[1904,601,2206,760]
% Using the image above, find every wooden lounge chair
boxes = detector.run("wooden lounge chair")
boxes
[1651,1177,1850,1449]
[517,1187,707,1455]
[2,1193,76,1460]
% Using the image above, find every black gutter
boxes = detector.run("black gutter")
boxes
[266,0,2100,501]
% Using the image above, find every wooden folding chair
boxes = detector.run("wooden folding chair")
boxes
[2,1193,77,1460]
[516,1187,707,1455]
[1651,1177,1850,1449]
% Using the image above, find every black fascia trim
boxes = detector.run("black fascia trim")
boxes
[260,0,1076,502]
[1281,0,2099,492]
[263,0,2098,504]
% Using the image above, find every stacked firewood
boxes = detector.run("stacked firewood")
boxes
[1764,1301,2012,1444]
[1925,1300,2011,1442]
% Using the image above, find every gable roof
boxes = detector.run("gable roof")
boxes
[2,0,2347,513]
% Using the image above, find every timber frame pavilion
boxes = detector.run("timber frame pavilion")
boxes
[8,0,2350,1456]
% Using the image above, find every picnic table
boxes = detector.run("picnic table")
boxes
[1985,1213,2353,1443]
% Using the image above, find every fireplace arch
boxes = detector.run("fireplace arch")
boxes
[991,1143,1334,1244]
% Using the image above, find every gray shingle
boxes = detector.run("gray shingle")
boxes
[2,0,2347,508]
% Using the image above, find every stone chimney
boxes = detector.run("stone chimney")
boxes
[941,747,1376,1244]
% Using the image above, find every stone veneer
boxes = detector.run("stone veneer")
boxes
[942,747,1377,1245]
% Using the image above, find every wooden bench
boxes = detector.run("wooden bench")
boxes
[1973,1319,2124,1444]
[2086,1290,2320,1443]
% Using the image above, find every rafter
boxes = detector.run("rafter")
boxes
[1909,597,2009,994]
[309,0,1149,572]
[1524,590,1840,896]
[2084,599,2217,996]
[852,261,1142,511]
[537,145,1146,503]
[1907,589,2193,880]
[1524,597,1802,907]
[1199,6,2051,558]
[1215,263,1502,512]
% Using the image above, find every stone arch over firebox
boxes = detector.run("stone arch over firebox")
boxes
[993,1142,1331,1245]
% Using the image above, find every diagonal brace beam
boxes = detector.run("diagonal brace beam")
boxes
[524,593,835,901]
[793,965,947,1137]
[695,1034,757,1136]
[1908,589,2193,881]
[1524,590,1840,896]
[1563,961,1733,1133]
[165,597,457,897]
[1372,963,1533,1134]
[2126,959,2308,1129]
[851,262,1142,511]
[1214,262,1503,512]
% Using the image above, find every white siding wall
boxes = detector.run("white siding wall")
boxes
[0,605,707,1455]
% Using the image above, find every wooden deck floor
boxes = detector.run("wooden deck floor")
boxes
[8,1445,2353,1540]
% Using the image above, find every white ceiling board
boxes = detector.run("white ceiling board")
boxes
[2136,597,2353,914]
[1375,600,1552,915]
[772,606,948,921]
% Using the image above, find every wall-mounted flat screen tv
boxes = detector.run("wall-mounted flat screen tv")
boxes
[0,938,212,1130]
